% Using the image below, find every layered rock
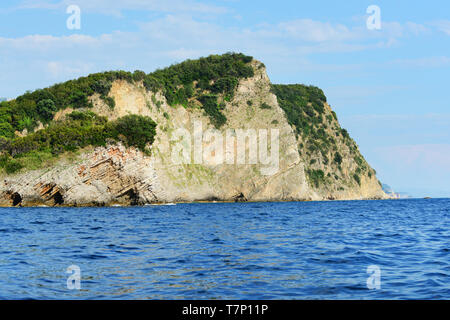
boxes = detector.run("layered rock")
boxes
[0,60,387,206]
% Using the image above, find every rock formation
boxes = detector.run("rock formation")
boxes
[0,58,388,206]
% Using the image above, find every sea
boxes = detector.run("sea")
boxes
[0,198,448,299]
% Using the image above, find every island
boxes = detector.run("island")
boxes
[0,53,387,207]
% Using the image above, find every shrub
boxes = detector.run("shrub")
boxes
[0,122,14,139]
[353,173,361,186]
[106,115,157,152]
[271,84,328,150]
[211,77,239,95]
[91,79,112,96]
[331,111,338,121]
[37,99,57,122]
[132,70,146,82]
[354,155,364,166]
[333,152,343,165]
[341,128,350,139]
[69,91,89,109]
[104,96,116,109]
[67,110,101,122]
[0,53,254,138]
[0,114,157,173]
[198,94,227,128]
[306,169,325,188]
[18,117,35,132]
[5,158,23,174]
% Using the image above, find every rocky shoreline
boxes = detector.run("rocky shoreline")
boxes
[0,59,388,207]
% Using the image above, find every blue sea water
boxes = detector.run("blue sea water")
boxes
[0,199,449,300]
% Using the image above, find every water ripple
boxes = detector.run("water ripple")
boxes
[0,199,449,299]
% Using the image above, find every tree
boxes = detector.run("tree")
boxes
[333,152,343,165]
[37,99,57,121]
[107,115,157,152]
[0,122,14,139]
[69,91,88,109]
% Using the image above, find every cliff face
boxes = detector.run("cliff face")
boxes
[0,60,387,206]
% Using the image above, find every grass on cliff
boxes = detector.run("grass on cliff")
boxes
[0,52,254,139]
[0,111,157,174]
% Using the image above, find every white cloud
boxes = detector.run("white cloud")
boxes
[252,19,429,43]
[0,34,115,52]
[389,56,450,68]
[0,11,436,98]
[275,19,354,42]
[377,144,450,169]
[432,20,450,35]
[16,0,228,16]
[46,61,93,78]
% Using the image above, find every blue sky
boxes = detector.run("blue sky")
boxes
[0,0,449,197]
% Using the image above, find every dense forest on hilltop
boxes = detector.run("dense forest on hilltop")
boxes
[0,52,254,138]
[0,53,255,174]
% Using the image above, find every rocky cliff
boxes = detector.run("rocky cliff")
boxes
[0,55,387,206]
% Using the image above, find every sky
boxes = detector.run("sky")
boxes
[0,0,449,197]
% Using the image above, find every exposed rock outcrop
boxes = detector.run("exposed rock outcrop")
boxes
[0,60,388,206]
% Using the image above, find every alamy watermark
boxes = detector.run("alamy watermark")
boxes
[66,265,81,290]
[66,5,81,30]
[170,121,280,176]
[366,265,381,290]
[366,5,381,30]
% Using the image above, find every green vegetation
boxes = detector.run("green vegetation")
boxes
[37,99,57,122]
[271,84,327,137]
[143,53,253,104]
[198,94,227,128]
[333,152,343,165]
[143,52,254,127]
[104,96,116,109]
[0,52,380,190]
[272,84,333,160]
[306,169,325,188]
[341,128,350,140]
[109,114,157,151]
[0,53,254,140]
[0,112,156,174]
[151,94,162,110]
[0,52,256,175]
[353,173,361,186]
[0,70,134,137]
[272,83,379,190]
